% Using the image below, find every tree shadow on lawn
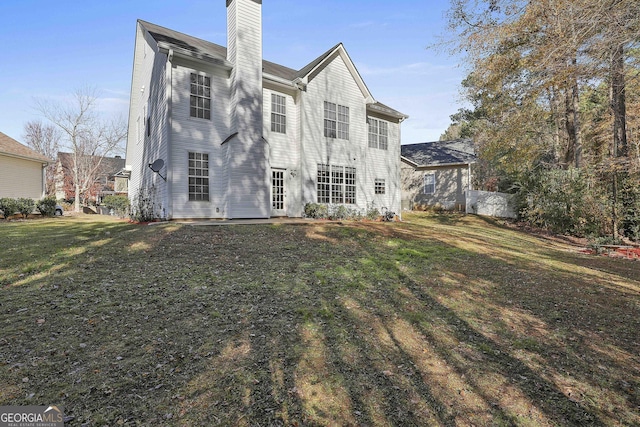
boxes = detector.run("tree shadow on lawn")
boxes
[1,219,638,426]
[344,222,638,425]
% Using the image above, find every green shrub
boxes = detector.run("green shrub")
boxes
[329,205,349,220]
[14,198,35,219]
[0,198,17,219]
[36,196,58,217]
[130,186,159,222]
[365,202,380,220]
[304,203,328,219]
[515,168,602,237]
[103,195,131,218]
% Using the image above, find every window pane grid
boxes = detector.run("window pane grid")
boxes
[345,167,356,204]
[190,73,211,120]
[375,178,386,195]
[271,94,287,133]
[317,164,356,205]
[368,118,379,148]
[368,117,388,150]
[317,164,331,203]
[424,173,435,194]
[324,102,349,140]
[188,152,210,201]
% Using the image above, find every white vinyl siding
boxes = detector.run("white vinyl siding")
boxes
[170,62,230,219]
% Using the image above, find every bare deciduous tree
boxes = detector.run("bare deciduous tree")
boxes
[35,87,127,212]
[22,120,61,195]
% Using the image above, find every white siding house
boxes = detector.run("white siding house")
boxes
[125,0,407,219]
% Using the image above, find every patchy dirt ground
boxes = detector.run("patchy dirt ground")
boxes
[0,213,639,426]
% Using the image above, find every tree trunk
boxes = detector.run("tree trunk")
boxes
[571,80,583,168]
[564,88,576,167]
[611,43,627,158]
[74,164,81,213]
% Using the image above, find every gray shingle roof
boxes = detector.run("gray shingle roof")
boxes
[138,21,406,119]
[0,131,51,163]
[401,139,476,167]
[57,152,126,176]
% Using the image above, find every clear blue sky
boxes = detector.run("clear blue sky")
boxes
[0,0,465,145]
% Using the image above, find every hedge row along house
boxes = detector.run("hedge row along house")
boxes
[125,0,407,220]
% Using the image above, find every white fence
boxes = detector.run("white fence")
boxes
[466,190,516,218]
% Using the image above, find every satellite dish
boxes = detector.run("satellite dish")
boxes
[149,159,164,173]
[148,159,166,181]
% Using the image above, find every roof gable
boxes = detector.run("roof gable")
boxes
[298,43,373,102]
[401,139,477,167]
[0,131,51,163]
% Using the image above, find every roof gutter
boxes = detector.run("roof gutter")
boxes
[263,72,298,89]
[157,42,233,70]
[0,151,51,165]
[409,160,477,169]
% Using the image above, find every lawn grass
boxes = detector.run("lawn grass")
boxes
[1,212,638,426]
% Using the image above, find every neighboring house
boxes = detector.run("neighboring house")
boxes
[0,131,50,199]
[401,139,477,211]
[125,0,407,220]
[55,152,127,203]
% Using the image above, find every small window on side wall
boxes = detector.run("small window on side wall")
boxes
[424,173,435,194]
[375,178,386,194]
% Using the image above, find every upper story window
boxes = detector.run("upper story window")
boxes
[324,101,349,140]
[271,94,286,133]
[368,117,388,150]
[190,73,211,120]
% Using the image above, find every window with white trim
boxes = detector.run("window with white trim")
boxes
[345,167,356,204]
[317,164,331,203]
[331,166,344,204]
[375,178,386,194]
[271,93,286,133]
[324,101,349,139]
[368,117,388,150]
[190,73,211,119]
[188,152,210,201]
[424,173,435,194]
[316,164,356,204]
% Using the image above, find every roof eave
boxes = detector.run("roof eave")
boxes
[0,151,51,165]
[367,103,408,120]
[157,42,233,70]
[263,72,298,89]
[410,160,477,169]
